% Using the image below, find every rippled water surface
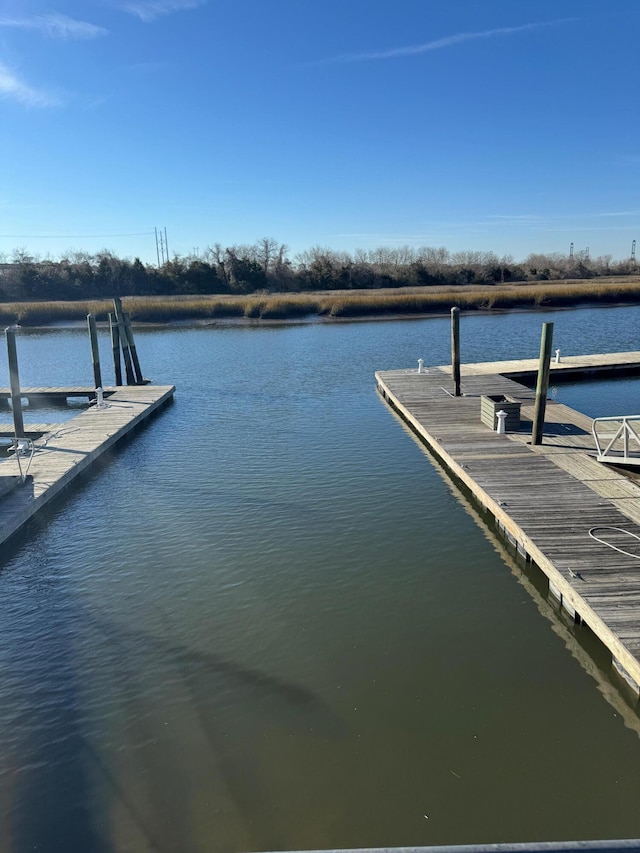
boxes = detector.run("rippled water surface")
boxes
[1,306,640,852]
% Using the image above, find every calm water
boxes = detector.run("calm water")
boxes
[1,306,640,852]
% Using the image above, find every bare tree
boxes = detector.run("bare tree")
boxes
[255,237,281,276]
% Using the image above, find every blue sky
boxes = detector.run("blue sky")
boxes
[0,0,638,265]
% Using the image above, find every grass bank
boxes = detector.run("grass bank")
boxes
[1,277,639,326]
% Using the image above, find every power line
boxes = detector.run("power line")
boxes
[0,231,155,238]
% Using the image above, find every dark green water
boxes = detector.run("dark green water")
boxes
[0,306,639,852]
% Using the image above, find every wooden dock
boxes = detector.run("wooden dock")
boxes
[376,352,640,698]
[0,384,174,547]
[444,350,640,381]
[0,386,110,407]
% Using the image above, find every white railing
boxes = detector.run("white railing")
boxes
[593,415,640,465]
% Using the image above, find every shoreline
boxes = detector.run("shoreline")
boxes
[2,276,639,329]
[12,299,640,332]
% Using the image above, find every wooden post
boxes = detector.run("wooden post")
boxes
[120,325,136,385]
[532,321,554,446]
[5,327,25,440]
[113,295,125,322]
[123,312,144,384]
[112,297,135,385]
[87,313,102,389]
[451,306,461,397]
[109,313,122,386]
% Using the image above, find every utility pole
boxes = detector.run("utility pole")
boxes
[569,242,574,260]
[632,240,637,263]
[154,226,169,265]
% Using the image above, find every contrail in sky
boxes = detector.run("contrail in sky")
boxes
[0,13,106,39]
[318,19,577,64]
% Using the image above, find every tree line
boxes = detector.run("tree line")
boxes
[0,240,637,302]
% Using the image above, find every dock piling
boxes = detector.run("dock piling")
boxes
[5,327,25,442]
[112,298,135,385]
[112,297,144,384]
[451,306,461,396]
[109,313,122,386]
[532,321,554,446]
[87,313,103,390]
[121,331,136,385]
[123,312,144,384]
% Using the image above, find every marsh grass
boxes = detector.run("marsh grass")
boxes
[324,279,640,317]
[257,297,322,320]
[125,297,246,322]
[1,277,639,326]
[0,299,108,326]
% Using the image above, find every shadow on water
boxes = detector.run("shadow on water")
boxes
[81,605,347,851]
[0,546,171,852]
[4,602,108,853]
[3,592,343,852]
[85,606,341,727]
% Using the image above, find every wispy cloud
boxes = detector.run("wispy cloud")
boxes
[126,60,170,72]
[596,210,640,218]
[486,214,545,223]
[0,13,107,39]
[81,93,115,111]
[122,0,205,22]
[0,62,59,107]
[317,19,575,65]
[538,225,639,233]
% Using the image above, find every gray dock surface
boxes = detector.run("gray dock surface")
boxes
[0,386,108,404]
[0,384,174,547]
[447,350,640,380]
[376,352,640,694]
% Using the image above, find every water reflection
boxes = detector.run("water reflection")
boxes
[1,307,640,850]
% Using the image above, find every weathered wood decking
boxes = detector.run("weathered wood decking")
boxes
[376,352,640,696]
[450,350,640,381]
[0,386,109,406]
[0,384,174,547]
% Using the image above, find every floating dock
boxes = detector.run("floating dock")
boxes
[376,351,640,698]
[0,384,174,547]
[450,350,640,382]
[0,386,107,406]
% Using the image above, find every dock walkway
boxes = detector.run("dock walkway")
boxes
[376,353,640,695]
[0,386,107,405]
[0,384,174,547]
[449,350,640,381]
